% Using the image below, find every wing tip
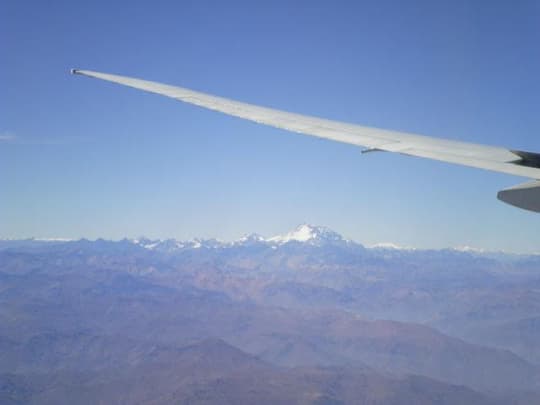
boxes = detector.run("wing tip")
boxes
[70,68,81,75]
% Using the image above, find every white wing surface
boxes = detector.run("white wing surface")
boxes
[72,69,540,212]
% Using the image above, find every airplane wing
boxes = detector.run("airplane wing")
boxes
[71,69,540,212]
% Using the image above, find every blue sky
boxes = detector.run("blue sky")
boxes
[2,0,540,252]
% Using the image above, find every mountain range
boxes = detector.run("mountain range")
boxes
[14,223,535,254]
[2,224,540,404]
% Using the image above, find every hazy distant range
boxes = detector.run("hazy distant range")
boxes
[2,224,540,404]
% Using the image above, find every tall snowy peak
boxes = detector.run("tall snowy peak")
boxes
[267,224,346,245]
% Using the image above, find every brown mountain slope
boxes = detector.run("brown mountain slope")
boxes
[5,339,504,405]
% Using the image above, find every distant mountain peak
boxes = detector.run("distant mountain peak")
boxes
[368,242,416,251]
[452,245,486,254]
[268,224,346,245]
[237,233,265,243]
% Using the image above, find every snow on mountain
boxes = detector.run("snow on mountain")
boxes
[109,224,534,256]
[131,238,190,251]
[131,237,226,251]
[2,226,538,258]
[234,233,265,245]
[128,224,349,252]
[267,224,346,245]
[452,245,486,254]
[368,242,416,251]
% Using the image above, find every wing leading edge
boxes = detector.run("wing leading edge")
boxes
[71,69,540,212]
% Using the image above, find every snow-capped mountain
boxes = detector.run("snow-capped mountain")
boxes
[131,237,224,251]
[13,224,534,257]
[233,233,266,246]
[131,238,187,251]
[267,224,347,246]
[129,224,349,252]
